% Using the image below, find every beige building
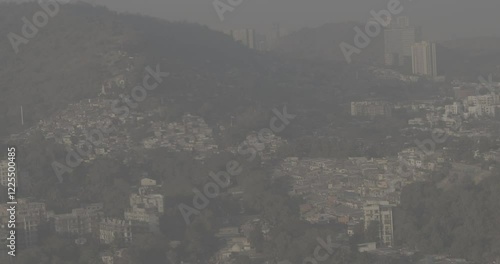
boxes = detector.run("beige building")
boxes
[351,101,392,117]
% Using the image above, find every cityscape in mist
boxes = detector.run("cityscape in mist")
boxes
[0,0,500,264]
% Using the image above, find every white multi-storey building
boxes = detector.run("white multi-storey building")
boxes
[363,201,394,247]
[468,105,496,117]
[466,94,500,106]
[464,94,499,118]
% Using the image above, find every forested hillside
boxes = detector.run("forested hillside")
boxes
[395,168,500,262]
[0,2,352,137]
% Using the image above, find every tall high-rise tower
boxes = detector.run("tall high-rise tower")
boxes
[384,16,422,67]
[411,41,438,77]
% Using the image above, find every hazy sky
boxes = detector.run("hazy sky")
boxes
[10,0,500,40]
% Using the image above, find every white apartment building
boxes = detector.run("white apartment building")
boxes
[466,94,500,107]
[363,201,394,247]
[461,94,499,118]
[468,105,496,117]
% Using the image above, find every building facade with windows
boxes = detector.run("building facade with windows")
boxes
[411,41,437,77]
[363,201,394,247]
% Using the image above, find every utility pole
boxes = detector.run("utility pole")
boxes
[21,106,24,126]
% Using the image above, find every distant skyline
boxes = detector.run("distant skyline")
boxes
[4,0,500,40]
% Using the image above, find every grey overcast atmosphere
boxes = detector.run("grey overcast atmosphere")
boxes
[88,0,500,40]
[3,0,500,39]
[2,0,500,263]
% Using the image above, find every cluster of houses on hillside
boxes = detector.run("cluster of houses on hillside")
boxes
[142,114,219,160]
